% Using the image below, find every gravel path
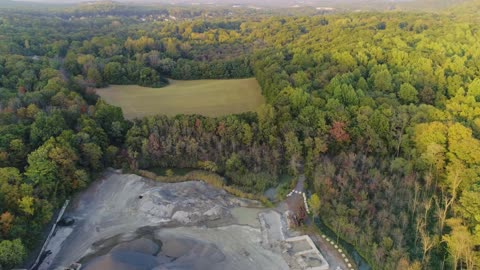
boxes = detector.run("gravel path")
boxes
[309,233,353,270]
[285,174,353,270]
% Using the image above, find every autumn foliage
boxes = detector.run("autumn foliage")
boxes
[329,121,350,142]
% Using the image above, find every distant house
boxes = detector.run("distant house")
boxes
[316,7,335,11]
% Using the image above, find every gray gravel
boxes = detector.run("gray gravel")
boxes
[39,171,291,270]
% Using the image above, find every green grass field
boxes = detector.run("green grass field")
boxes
[96,78,265,119]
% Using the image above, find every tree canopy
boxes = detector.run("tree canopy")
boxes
[1,2,480,269]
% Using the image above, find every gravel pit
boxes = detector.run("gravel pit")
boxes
[38,171,291,270]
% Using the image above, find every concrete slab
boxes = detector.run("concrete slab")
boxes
[286,235,329,270]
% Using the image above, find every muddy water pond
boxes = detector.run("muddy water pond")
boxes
[80,220,290,270]
[81,226,226,270]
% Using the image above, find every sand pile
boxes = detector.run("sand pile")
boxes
[138,181,237,225]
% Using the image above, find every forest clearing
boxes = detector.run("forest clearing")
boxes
[96,78,264,118]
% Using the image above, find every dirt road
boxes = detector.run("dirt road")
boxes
[286,174,354,270]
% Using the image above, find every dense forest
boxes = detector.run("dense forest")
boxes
[0,1,479,269]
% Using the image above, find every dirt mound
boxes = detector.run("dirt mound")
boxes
[138,181,234,225]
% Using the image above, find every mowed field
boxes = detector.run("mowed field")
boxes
[96,78,265,119]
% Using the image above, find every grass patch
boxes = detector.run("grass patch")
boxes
[148,167,195,177]
[96,78,264,119]
[276,174,296,200]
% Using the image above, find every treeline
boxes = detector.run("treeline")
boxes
[0,54,128,268]
[248,11,480,269]
[0,9,255,88]
[249,13,480,269]
[172,58,252,79]
[126,113,280,193]
[0,10,261,268]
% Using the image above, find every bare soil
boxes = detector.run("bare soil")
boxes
[38,170,353,270]
[38,171,289,270]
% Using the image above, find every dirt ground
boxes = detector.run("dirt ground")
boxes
[38,170,354,270]
[38,171,293,270]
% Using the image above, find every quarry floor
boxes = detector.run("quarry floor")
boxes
[37,170,351,270]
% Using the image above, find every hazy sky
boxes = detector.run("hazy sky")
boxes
[13,0,398,2]
[11,0,414,6]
